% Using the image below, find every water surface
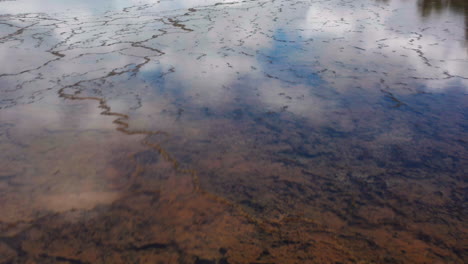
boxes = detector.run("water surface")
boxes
[0,0,467,263]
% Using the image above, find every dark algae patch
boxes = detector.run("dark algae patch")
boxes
[0,0,467,263]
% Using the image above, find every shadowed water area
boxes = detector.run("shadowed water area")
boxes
[0,0,467,263]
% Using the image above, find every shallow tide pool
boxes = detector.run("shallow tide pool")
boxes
[0,0,467,263]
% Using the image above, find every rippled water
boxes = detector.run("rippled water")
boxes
[0,0,467,263]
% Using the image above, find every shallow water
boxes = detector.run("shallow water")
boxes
[0,0,467,263]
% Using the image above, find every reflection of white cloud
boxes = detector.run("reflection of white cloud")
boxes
[145,49,261,105]
[137,4,277,106]
[297,0,467,92]
[0,0,245,15]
